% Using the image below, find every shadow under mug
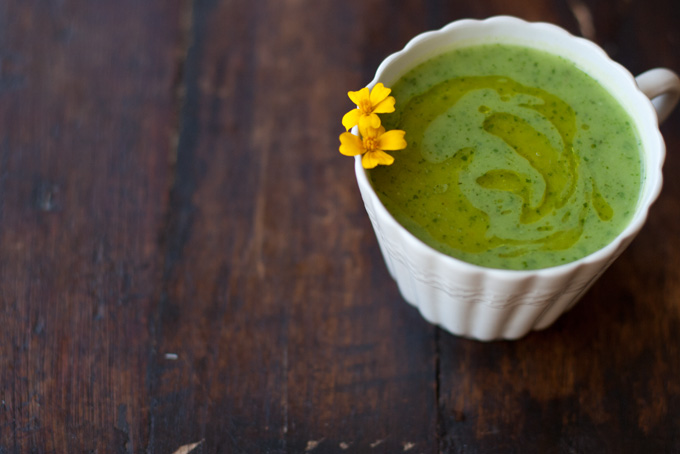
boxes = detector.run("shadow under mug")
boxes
[353,16,680,341]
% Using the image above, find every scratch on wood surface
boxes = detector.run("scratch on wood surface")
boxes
[171,440,204,454]
[339,441,351,450]
[248,123,271,280]
[370,439,384,448]
[403,441,415,451]
[305,438,325,451]
[568,0,595,40]
[281,346,289,435]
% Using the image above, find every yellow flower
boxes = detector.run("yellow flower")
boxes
[342,83,396,131]
[339,125,406,169]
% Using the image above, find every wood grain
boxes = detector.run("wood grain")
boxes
[0,0,184,451]
[147,1,438,451]
[0,0,679,452]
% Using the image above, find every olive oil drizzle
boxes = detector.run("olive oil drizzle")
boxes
[379,75,612,254]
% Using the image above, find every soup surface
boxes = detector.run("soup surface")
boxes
[370,44,642,270]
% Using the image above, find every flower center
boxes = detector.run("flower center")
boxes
[363,136,379,152]
[359,99,373,114]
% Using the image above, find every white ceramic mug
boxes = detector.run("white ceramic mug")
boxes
[353,16,680,340]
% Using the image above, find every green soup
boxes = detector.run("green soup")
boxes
[370,44,643,270]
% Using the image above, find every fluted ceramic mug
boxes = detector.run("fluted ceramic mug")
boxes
[354,16,680,340]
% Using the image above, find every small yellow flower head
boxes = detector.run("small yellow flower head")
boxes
[342,83,396,131]
[339,124,407,169]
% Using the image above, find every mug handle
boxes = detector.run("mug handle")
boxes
[635,68,680,124]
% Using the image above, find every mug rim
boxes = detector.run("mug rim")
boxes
[354,15,666,277]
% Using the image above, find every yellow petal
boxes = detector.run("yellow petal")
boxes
[348,87,370,106]
[377,129,407,150]
[359,113,381,132]
[372,95,396,114]
[359,124,384,139]
[339,132,364,156]
[342,109,361,131]
[369,83,391,106]
[362,150,394,169]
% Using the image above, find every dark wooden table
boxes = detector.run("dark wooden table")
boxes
[1,1,679,452]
